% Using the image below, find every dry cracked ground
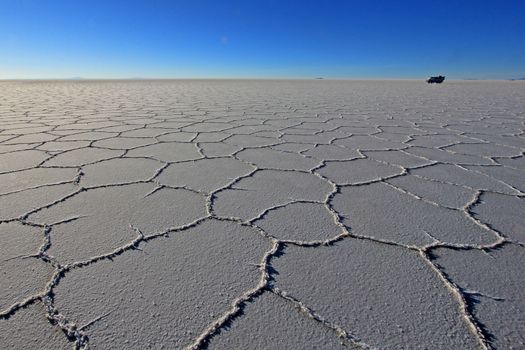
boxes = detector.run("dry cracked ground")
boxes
[0,80,524,350]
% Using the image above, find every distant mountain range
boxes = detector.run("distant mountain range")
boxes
[68,77,148,80]
[462,78,525,81]
[59,77,525,81]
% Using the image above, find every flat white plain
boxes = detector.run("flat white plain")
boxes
[0,80,523,349]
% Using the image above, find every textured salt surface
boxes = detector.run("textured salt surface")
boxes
[0,80,523,349]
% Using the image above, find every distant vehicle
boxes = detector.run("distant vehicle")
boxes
[427,75,445,84]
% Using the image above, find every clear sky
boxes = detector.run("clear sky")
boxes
[1,0,524,79]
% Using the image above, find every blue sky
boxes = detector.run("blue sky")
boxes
[1,0,524,79]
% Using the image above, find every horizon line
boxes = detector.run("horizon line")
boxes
[1,77,524,81]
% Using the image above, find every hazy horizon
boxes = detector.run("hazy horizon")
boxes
[1,0,524,80]
[1,77,524,81]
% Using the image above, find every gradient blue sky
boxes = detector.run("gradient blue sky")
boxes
[1,0,524,79]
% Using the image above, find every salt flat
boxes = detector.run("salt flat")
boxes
[0,80,523,349]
